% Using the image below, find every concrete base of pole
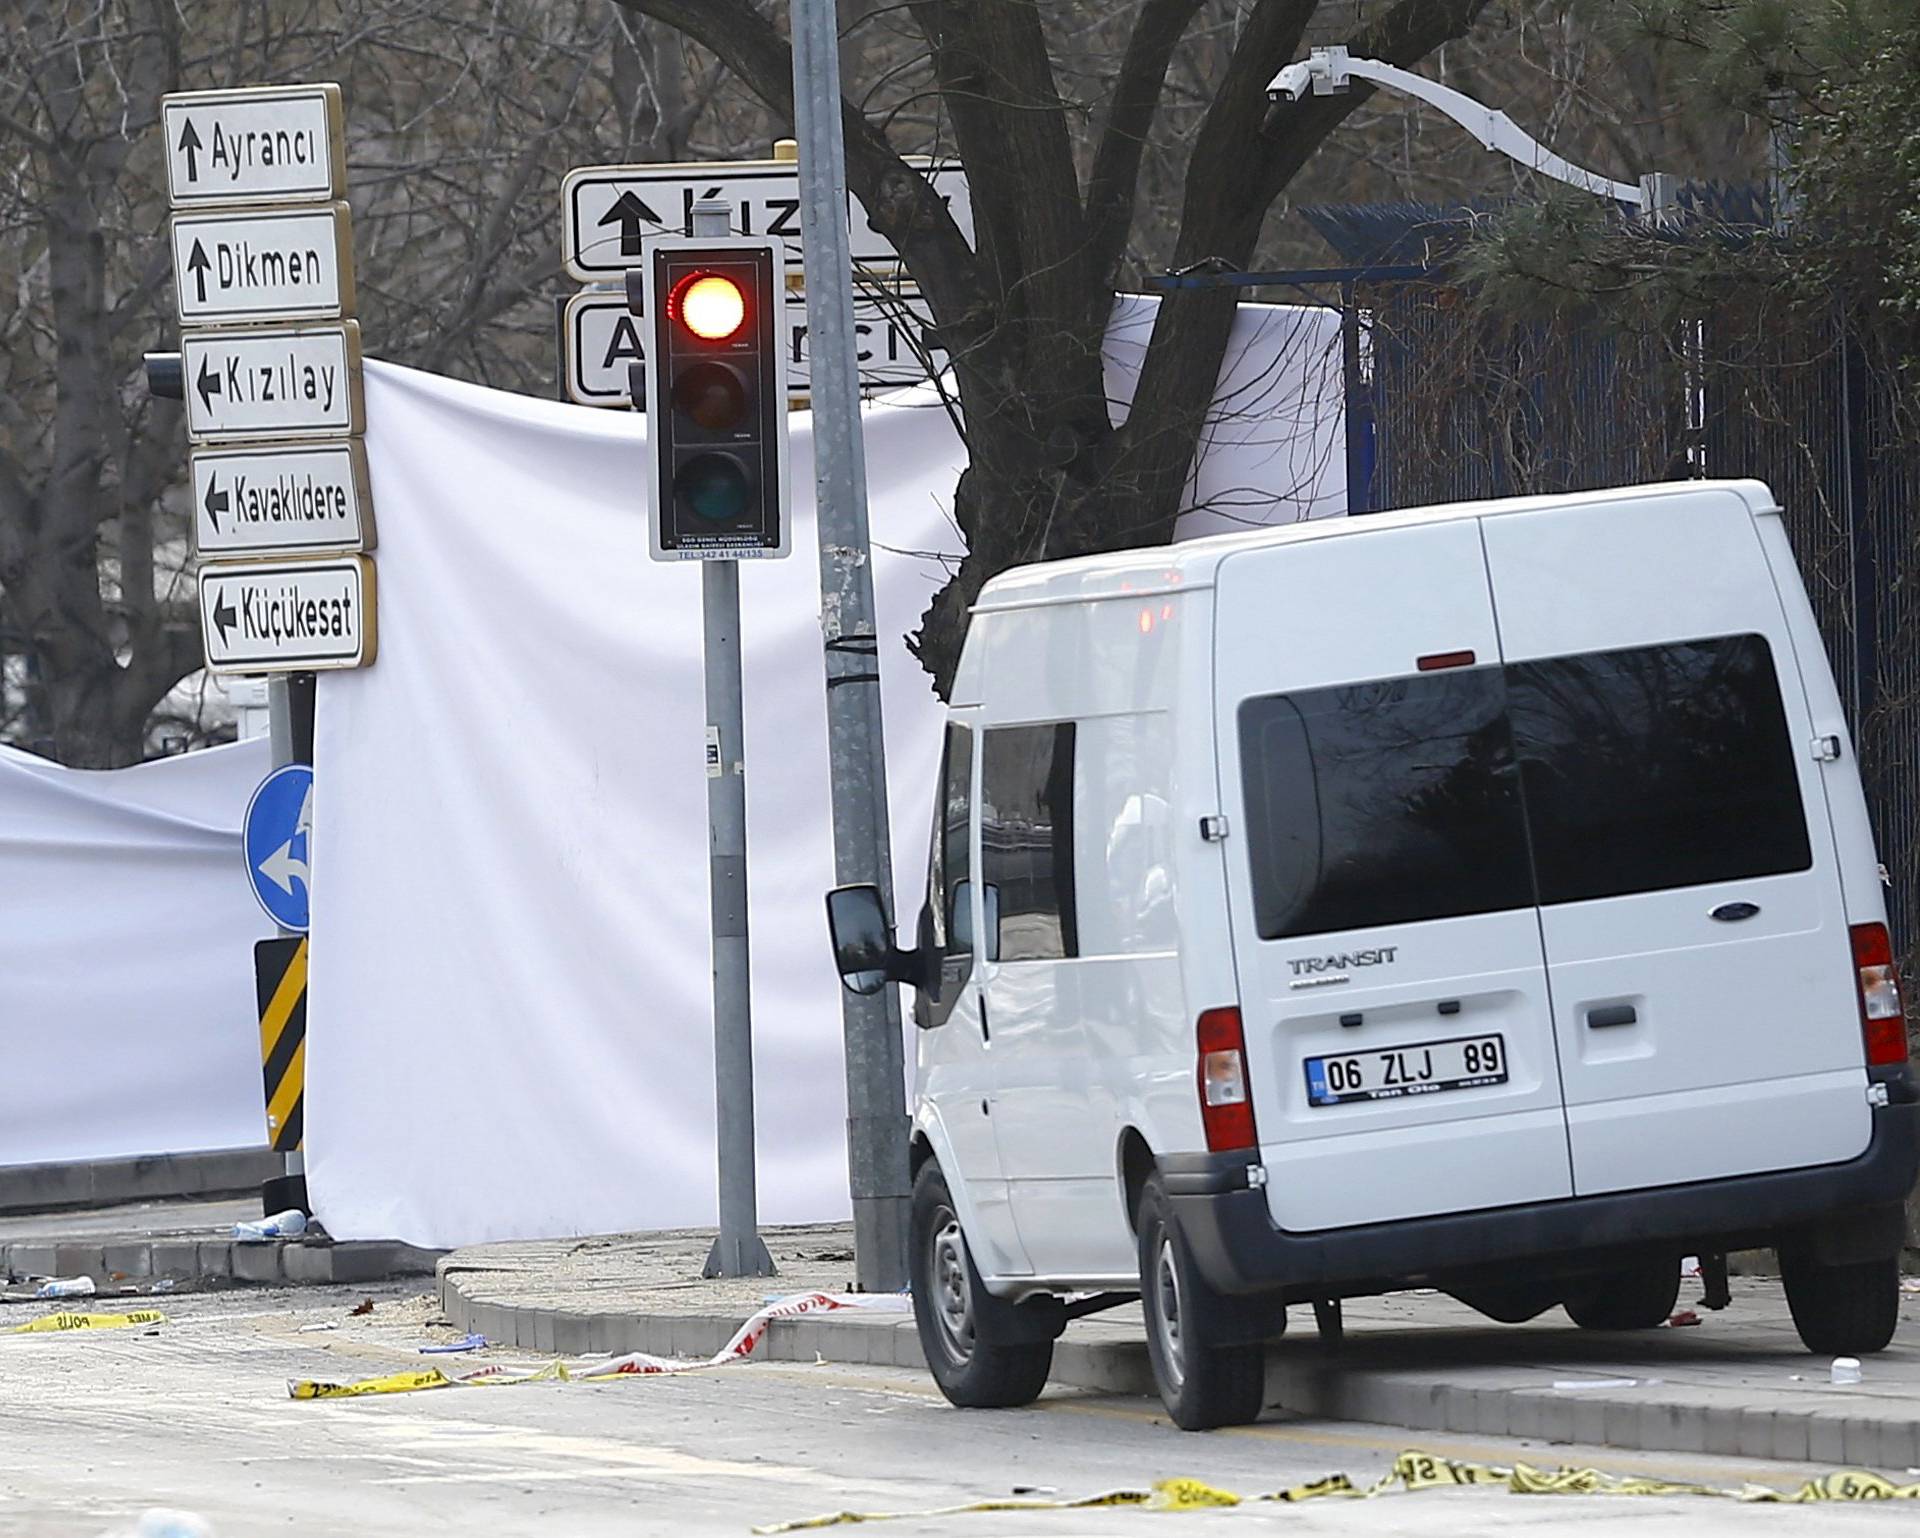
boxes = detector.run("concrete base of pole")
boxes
[850,1195,910,1292]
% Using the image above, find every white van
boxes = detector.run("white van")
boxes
[827,479,1916,1430]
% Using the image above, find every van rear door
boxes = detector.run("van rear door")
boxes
[1481,490,1870,1195]
[1215,521,1573,1233]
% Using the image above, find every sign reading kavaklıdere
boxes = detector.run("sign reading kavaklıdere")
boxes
[191,441,375,558]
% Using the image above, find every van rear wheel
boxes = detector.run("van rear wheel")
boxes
[1781,1254,1900,1356]
[909,1162,1055,1407]
[1136,1175,1266,1430]
[1563,1260,1681,1331]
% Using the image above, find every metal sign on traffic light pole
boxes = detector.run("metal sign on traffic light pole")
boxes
[636,234,789,561]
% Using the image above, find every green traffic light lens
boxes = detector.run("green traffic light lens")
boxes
[673,361,748,432]
[676,453,751,521]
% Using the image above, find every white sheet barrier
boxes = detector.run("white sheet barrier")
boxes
[309,300,1345,1248]
[0,738,272,1166]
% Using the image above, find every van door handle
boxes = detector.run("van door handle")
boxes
[979,998,990,1044]
[1587,1005,1637,1029]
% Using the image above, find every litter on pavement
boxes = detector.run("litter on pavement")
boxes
[233,1209,306,1242]
[287,1290,908,1399]
[750,1447,1920,1532]
[419,1333,486,1353]
[35,1276,96,1299]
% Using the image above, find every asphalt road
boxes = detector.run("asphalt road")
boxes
[0,1283,1911,1536]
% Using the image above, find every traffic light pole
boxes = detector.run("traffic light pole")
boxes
[789,0,911,1292]
[691,199,776,1281]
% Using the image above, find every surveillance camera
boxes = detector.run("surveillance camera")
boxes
[1266,62,1313,103]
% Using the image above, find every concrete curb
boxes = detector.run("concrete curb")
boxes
[5,1235,443,1290]
[0,1149,283,1215]
[437,1260,1920,1469]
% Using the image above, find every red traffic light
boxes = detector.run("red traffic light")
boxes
[670,272,747,342]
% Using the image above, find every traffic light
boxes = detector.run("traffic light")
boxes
[633,236,789,561]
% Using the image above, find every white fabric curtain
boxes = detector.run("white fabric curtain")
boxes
[0,738,272,1166]
[309,300,1345,1248]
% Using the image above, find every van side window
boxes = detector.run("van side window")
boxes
[1238,672,1533,941]
[916,723,974,1028]
[1507,634,1812,903]
[980,723,1079,961]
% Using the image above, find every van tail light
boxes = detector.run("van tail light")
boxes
[1197,1007,1258,1152]
[1851,923,1909,1067]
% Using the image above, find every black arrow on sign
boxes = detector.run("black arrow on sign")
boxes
[203,472,228,532]
[178,118,202,182]
[195,356,221,414]
[597,190,660,257]
[212,591,237,646]
[186,238,211,304]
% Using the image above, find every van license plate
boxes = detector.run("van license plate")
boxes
[1305,1034,1507,1107]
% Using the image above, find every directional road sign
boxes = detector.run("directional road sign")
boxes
[171,204,354,326]
[192,441,374,558]
[163,84,346,208]
[181,321,364,443]
[198,555,377,673]
[562,158,972,282]
[244,764,314,932]
[564,284,945,407]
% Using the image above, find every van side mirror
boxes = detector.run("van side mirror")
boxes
[826,885,921,995]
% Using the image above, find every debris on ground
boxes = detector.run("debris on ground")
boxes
[419,1332,485,1354]
[35,1276,96,1299]
[349,1298,374,1316]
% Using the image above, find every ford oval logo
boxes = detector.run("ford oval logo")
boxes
[1710,901,1761,922]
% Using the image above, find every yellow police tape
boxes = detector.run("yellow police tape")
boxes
[3,1309,167,1335]
[749,1449,1920,1532]
[287,1360,573,1399]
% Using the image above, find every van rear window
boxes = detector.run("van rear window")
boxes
[1508,635,1812,903]
[1238,670,1534,940]
[1238,633,1812,941]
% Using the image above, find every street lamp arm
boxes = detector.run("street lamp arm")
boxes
[1269,46,1645,208]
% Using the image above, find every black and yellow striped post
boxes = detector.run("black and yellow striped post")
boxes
[254,937,307,1153]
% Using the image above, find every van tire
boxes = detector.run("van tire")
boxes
[1136,1174,1266,1430]
[1781,1254,1900,1356]
[909,1162,1054,1408]
[1563,1260,1681,1330]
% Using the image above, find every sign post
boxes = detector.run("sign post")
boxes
[163,78,373,1219]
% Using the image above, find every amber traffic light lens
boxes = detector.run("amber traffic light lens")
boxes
[674,273,747,341]
[671,361,748,431]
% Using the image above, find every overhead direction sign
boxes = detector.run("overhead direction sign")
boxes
[181,321,364,443]
[163,84,346,208]
[564,284,944,407]
[245,766,314,933]
[198,555,376,673]
[171,204,354,326]
[562,158,971,282]
[192,441,374,558]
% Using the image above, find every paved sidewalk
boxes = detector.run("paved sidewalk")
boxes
[441,1223,1920,1469]
[0,1197,440,1294]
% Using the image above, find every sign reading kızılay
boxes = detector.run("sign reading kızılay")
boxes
[163,81,378,672]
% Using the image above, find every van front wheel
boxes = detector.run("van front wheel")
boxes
[1136,1175,1266,1430]
[909,1162,1054,1408]
[1782,1254,1900,1356]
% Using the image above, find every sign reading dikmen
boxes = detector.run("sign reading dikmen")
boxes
[171,204,354,326]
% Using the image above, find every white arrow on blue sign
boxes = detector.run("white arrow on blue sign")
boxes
[245,763,314,933]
